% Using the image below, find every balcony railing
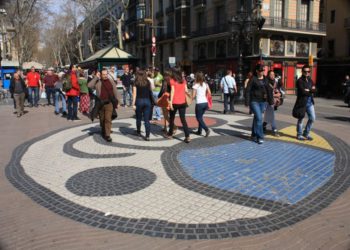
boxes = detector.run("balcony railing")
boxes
[344,17,350,29]
[175,0,190,8]
[156,10,164,19]
[264,17,326,33]
[166,5,175,14]
[192,23,229,37]
[193,0,206,7]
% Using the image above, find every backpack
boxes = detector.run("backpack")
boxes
[63,75,72,92]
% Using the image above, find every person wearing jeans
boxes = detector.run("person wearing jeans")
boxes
[293,64,316,141]
[25,66,42,107]
[65,64,80,121]
[192,72,211,137]
[54,89,67,115]
[153,68,163,120]
[121,67,133,106]
[27,87,39,107]
[132,70,152,141]
[245,64,273,144]
[220,69,237,114]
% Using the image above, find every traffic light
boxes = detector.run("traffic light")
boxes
[308,55,314,66]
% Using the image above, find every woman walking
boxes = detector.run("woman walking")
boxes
[78,71,90,115]
[263,70,281,136]
[167,68,191,143]
[192,72,211,137]
[245,64,273,144]
[132,70,153,141]
[9,71,27,117]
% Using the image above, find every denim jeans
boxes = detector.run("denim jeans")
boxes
[224,93,235,112]
[123,87,132,106]
[250,101,266,140]
[45,86,55,105]
[297,104,316,137]
[195,102,209,134]
[28,87,39,106]
[135,98,152,137]
[55,90,67,113]
[169,104,190,138]
[152,91,161,120]
[67,96,78,120]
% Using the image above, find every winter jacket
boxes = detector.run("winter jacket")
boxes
[65,72,80,97]
[292,76,316,119]
[245,76,273,105]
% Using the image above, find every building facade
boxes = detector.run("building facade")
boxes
[124,0,325,93]
[317,0,350,97]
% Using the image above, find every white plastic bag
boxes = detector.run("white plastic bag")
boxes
[41,91,47,99]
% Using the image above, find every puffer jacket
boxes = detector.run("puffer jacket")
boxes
[66,72,80,97]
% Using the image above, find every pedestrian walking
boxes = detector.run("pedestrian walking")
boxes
[65,64,80,121]
[192,72,211,137]
[166,68,191,143]
[78,71,90,115]
[54,72,67,117]
[292,64,316,141]
[120,67,133,107]
[9,72,27,117]
[25,66,42,107]
[220,69,237,114]
[152,68,163,121]
[245,64,273,144]
[132,70,153,141]
[42,68,58,106]
[343,75,350,107]
[263,70,281,136]
[88,69,121,142]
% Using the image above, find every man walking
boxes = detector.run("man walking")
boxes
[292,65,316,141]
[25,66,42,107]
[43,68,58,106]
[120,67,133,107]
[220,69,237,114]
[88,69,121,142]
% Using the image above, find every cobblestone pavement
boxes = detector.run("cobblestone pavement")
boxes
[1,97,350,250]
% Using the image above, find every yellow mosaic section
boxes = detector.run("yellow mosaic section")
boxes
[266,126,333,151]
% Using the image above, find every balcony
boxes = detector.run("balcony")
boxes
[264,17,326,34]
[344,17,350,29]
[166,5,174,14]
[156,10,164,19]
[193,0,206,7]
[175,0,190,8]
[191,23,229,37]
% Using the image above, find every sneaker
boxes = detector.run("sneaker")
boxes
[194,130,202,136]
[251,135,257,142]
[297,135,305,141]
[145,137,150,141]
[272,129,280,137]
[304,135,313,141]
[257,139,264,144]
[73,117,81,122]
[105,136,112,142]
[136,131,141,136]
[205,129,210,137]
[61,112,67,118]
[54,111,60,115]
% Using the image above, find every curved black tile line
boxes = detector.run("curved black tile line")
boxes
[5,123,350,240]
[66,166,156,197]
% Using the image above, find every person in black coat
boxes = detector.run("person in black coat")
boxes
[343,75,350,107]
[245,64,273,144]
[292,65,316,140]
[9,71,27,117]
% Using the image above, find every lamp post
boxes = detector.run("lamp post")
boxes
[230,2,265,103]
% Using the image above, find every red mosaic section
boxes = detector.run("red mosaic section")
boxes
[155,117,217,128]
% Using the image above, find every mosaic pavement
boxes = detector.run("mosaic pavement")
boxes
[5,114,350,240]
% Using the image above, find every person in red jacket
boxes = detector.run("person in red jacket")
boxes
[65,64,81,121]
[25,66,42,107]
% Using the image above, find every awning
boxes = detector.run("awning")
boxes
[1,60,20,68]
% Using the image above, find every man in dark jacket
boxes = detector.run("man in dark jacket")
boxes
[343,75,350,107]
[10,71,27,117]
[293,65,316,141]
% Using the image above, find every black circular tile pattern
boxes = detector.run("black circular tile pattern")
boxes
[5,121,350,240]
[66,166,157,197]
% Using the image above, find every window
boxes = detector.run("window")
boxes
[270,36,285,56]
[197,11,205,31]
[274,0,284,19]
[300,0,310,21]
[215,5,225,26]
[330,10,335,24]
[328,40,334,57]
[216,40,226,58]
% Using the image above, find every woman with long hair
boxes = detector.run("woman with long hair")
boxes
[167,67,190,143]
[192,72,211,137]
[132,70,153,141]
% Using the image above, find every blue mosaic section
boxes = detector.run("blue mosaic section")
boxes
[178,141,335,204]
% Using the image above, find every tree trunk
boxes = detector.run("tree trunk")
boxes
[117,13,124,50]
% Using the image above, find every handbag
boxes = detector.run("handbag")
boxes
[206,84,212,109]
[185,91,192,106]
[157,92,170,108]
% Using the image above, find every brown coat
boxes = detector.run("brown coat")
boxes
[88,76,121,105]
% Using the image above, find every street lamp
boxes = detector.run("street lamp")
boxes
[230,2,265,102]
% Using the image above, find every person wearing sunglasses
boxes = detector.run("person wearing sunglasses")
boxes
[292,65,316,140]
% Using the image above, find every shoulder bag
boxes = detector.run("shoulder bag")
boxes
[223,76,235,96]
